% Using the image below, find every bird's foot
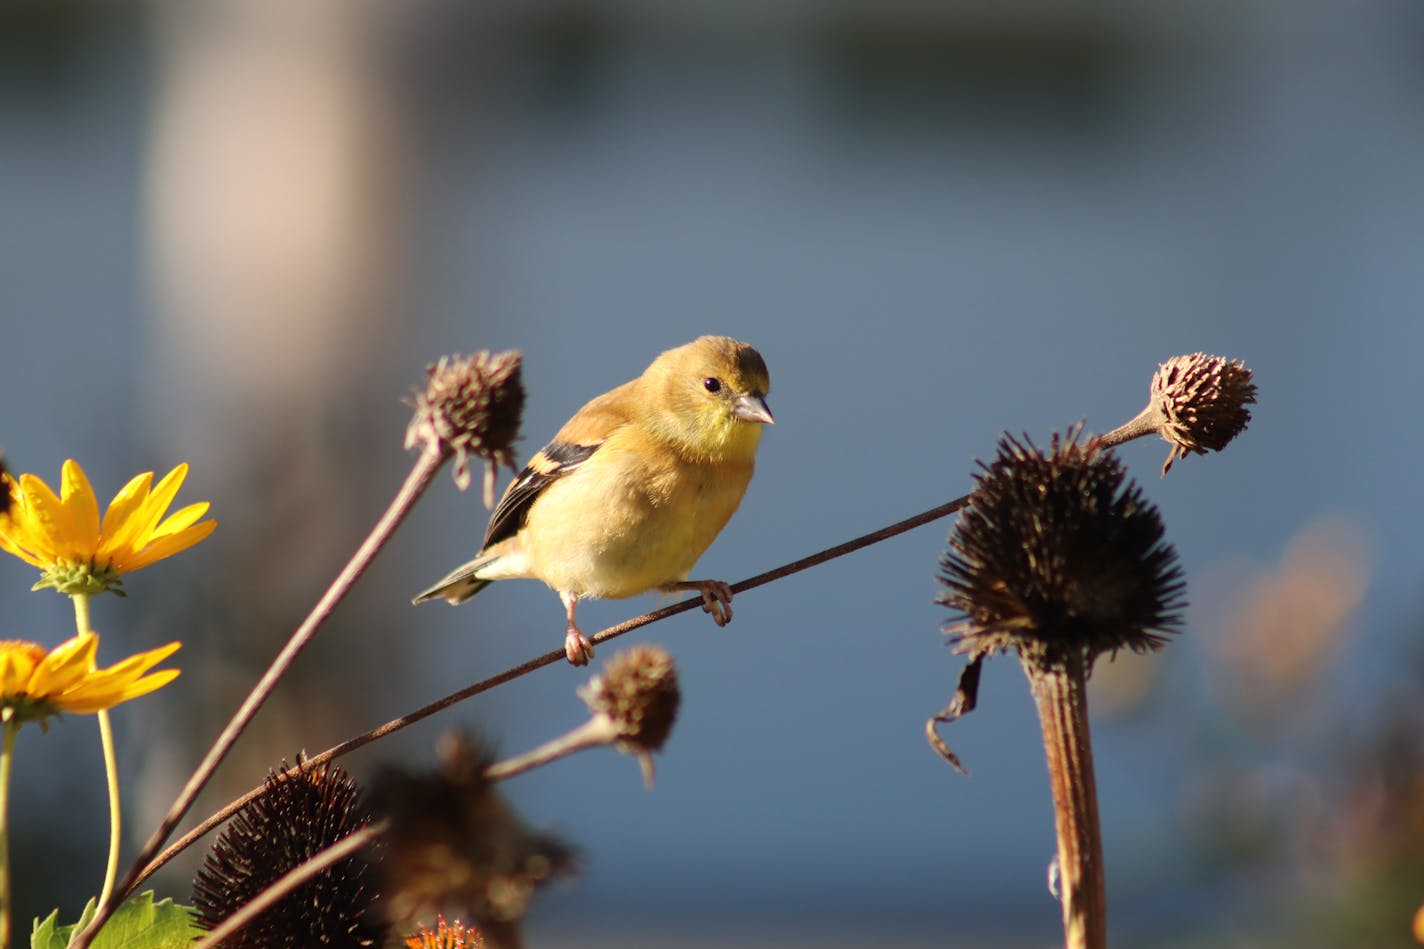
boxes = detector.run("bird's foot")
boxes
[671,579,734,627]
[565,624,595,666]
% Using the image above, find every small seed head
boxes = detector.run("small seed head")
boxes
[579,645,680,754]
[1150,353,1256,475]
[578,646,681,786]
[407,350,525,504]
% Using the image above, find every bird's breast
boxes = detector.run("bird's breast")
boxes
[519,449,753,599]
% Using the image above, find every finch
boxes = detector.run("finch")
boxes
[414,336,774,665]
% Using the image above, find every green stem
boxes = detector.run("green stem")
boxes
[0,720,18,949]
[72,593,91,635]
[69,594,123,916]
[95,711,120,911]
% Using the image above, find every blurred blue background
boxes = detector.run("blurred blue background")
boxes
[3,1,1421,946]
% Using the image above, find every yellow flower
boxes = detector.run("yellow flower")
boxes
[0,459,215,596]
[0,631,180,728]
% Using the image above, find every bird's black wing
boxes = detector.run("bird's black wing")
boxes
[480,439,599,550]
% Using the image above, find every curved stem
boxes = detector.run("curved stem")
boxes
[0,721,17,949]
[73,442,451,949]
[69,593,122,911]
[95,711,121,911]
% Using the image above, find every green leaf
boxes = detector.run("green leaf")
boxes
[30,892,202,949]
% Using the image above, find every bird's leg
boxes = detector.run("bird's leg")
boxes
[665,579,734,627]
[560,590,595,665]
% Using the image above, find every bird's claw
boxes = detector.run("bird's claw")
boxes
[684,580,734,627]
[565,626,595,666]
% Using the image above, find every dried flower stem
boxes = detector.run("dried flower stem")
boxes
[77,442,451,948]
[485,718,621,782]
[1096,410,1158,450]
[1024,650,1105,949]
[191,820,388,949]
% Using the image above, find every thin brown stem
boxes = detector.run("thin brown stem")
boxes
[1023,651,1106,949]
[132,492,971,888]
[73,442,450,949]
[485,717,618,782]
[1097,405,1158,450]
[190,821,387,949]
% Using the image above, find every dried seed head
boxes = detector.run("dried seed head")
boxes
[938,429,1186,670]
[579,645,680,753]
[406,350,525,505]
[371,734,574,948]
[1149,353,1256,475]
[405,915,486,948]
[192,759,386,948]
[578,646,680,785]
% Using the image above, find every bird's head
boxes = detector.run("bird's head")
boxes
[642,336,773,462]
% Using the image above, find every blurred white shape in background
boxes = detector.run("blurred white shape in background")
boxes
[136,0,419,858]
[144,0,409,459]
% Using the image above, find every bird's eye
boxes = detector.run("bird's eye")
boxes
[703,377,722,393]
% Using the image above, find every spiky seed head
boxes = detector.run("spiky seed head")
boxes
[1150,353,1256,475]
[578,646,681,786]
[406,350,524,504]
[579,645,680,754]
[192,759,386,948]
[371,734,574,947]
[938,428,1186,671]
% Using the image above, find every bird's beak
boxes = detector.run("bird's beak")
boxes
[733,393,774,425]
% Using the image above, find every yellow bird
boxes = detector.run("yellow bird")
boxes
[414,336,774,665]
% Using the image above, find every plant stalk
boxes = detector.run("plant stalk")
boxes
[485,717,618,782]
[69,593,122,912]
[1023,650,1106,949]
[0,721,16,949]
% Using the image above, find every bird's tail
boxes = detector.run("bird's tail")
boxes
[412,554,497,605]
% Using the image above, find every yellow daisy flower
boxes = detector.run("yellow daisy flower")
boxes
[0,631,180,728]
[0,459,215,596]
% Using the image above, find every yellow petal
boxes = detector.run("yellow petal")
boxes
[98,640,182,679]
[120,519,217,573]
[98,471,154,556]
[57,642,180,708]
[0,642,47,696]
[28,632,99,697]
[60,460,102,550]
[60,668,180,714]
[18,473,75,560]
[133,464,190,540]
[0,654,19,697]
[0,525,47,569]
[152,501,211,537]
